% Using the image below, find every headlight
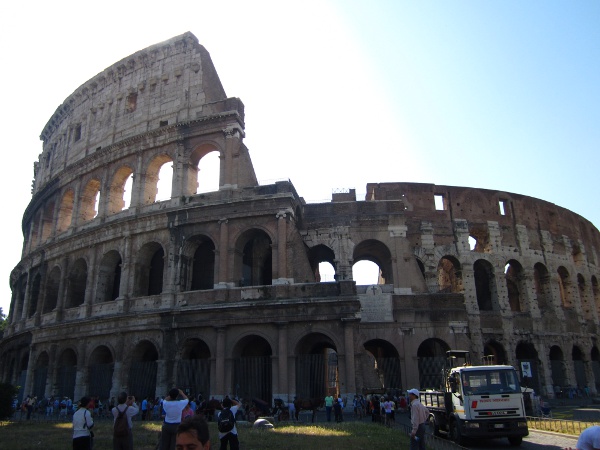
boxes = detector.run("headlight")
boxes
[518,422,528,428]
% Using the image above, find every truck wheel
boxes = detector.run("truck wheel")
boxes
[508,437,523,446]
[428,415,440,437]
[449,420,463,445]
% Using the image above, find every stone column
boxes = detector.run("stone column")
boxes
[275,322,289,399]
[74,340,88,401]
[155,360,168,399]
[84,248,97,318]
[343,319,357,403]
[216,219,230,287]
[21,268,33,320]
[215,327,226,397]
[23,345,36,398]
[46,344,58,397]
[55,257,69,322]
[274,211,290,283]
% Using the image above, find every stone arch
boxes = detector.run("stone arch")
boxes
[516,341,541,393]
[33,351,50,399]
[549,345,568,389]
[28,272,42,318]
[134,242,165,297]
[295,332,339,399]
[362,339,402,391]
[79,178,101,223]
[143,153,173,204]
[189,142,222,195]
[557,266,572,308]
[353,239,393,285]
[483,340,507,365]
[417,338,450,390]
[232,335,273,402]
[57,348,78,400]
[573,345,587,390]
[40,199,56,243]
[178,338,211,398]
[96,250,122,302]
[56,188,75,233]
[43,266,61,313]
[534,263,554,311]
[181,235,216,291]
[66,258,88,308]
[107,165,134,214]
[473,259,497,311]
[129,340,159,400]
[234,228,273,287]
[88,345,114,401]
[308,244,336,282]
[437,255,463,293]
[505,259,525,312]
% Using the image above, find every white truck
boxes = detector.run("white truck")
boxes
[420,350,529,446]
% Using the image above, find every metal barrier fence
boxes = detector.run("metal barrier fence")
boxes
[526,415,599,435]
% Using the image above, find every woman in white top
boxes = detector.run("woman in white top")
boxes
[72,396,94,450]
[159,388,188,450]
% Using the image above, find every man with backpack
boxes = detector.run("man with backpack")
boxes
[217,397,240,450]
[112,392,139,450]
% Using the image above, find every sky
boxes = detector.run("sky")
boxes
[0,0,598,317]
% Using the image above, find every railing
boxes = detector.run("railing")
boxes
[526,415,599,436]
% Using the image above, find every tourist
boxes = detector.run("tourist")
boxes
[112,392,139,450]
[160,388,189,450]
[566,425,600,450]
[324,394,334,422]
[218,396,241,450]
[408,389,429,450]
[72,396,95,450]
[176,415,211,450]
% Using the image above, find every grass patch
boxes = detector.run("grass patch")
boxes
[0,419,410,449]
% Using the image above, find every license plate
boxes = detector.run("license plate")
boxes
[494,424,505,429]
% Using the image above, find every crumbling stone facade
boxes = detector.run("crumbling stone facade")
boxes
[2,32,600,405]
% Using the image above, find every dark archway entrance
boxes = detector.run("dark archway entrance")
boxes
[233,336,272,403]
[296,333,338,399]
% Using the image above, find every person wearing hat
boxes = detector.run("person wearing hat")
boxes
[72,396,95,450]
[407,389,429,450]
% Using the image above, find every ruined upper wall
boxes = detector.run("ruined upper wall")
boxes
[33,32,232,195]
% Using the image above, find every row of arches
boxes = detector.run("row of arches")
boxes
[27,147,220,252]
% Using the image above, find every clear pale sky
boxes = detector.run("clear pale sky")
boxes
[1,0,598,317]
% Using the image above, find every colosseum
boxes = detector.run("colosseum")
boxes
[1,32,599,407]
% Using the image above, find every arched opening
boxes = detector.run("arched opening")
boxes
[353,239,393,285]
[307,244,336,282]
[573,346,587,391]
[417,338,450,390]
[505,260,525,312]
[178,339,211,398]
[516,342,541,393]
[56,189,74,233]
[96,251,122,302]
[197,151,220,193]
[66,259,88,308]
[28,273,41,317]
[43,266,61,313]
[143,154,173,204]
[79,178,101,222]
[437,256,462,293]
[40,200,56,242]
[233,335,272,402]
[296,333,338,399]
[129,340,159,400]
[474,259,497,311]
[134,243,164,297]
[557,266,572,308]
[108,166,134,214]
[187,237,215,291]
[88,346,114,401]
[549,346,567,393]
[57,348,77,400]
[353,260,381,285]
[578,274,590,319]
[534,263,553,311]
[33,352,49,399]
[236,230,272,287]
[593,276,600,318]
[483,341,507,365]
[362,339,402,391]
[591,347,600,393]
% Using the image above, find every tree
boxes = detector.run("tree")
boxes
[0,307,6,332]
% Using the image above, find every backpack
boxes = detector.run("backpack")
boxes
[217,407,235,433]
[114,406,129,437]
